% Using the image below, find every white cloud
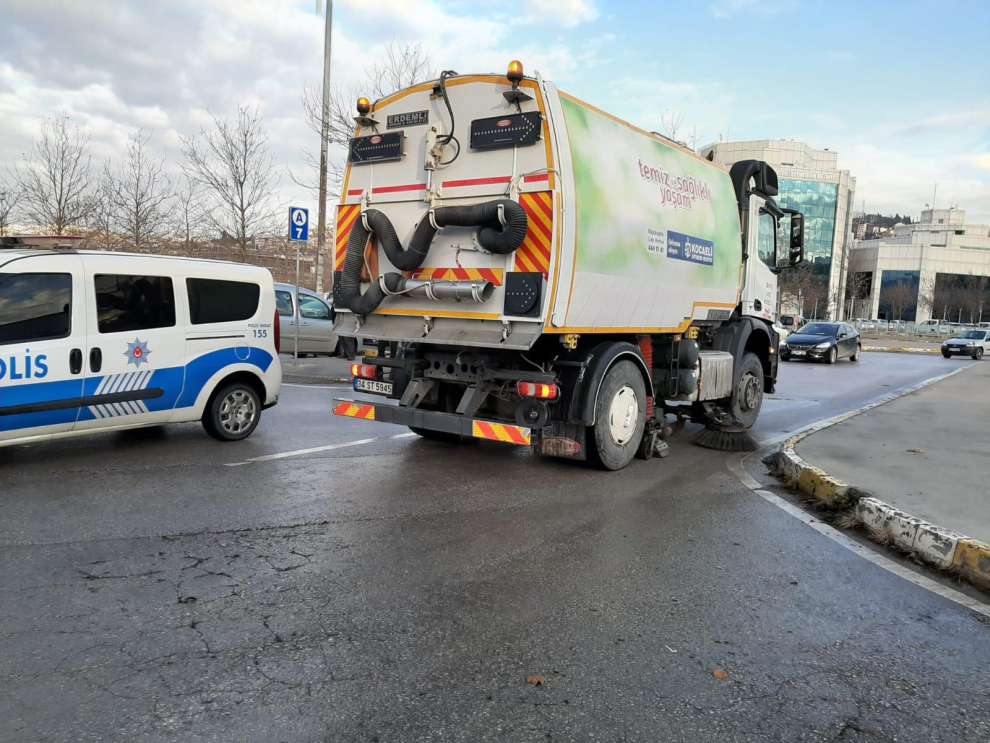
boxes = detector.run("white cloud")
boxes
[524,0,599,27]
[894,109,990,136]
[841,143,990,223]
[0,0,595,214]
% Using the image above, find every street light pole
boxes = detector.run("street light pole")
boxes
[315,0,334,295]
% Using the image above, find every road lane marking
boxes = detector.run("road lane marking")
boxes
[729,362,990,618]
[226,431,419,466]
[747,480,990,620]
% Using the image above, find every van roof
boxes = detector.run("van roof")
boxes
[0,248,273,274]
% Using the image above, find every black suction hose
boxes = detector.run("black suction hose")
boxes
[337,198,529,314]
[336,217,404,316]
[434,199,528,254]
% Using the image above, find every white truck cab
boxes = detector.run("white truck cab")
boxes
[0,238,282,448]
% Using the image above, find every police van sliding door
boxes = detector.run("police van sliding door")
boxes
[73,255,185,432]
[0,256,88,442]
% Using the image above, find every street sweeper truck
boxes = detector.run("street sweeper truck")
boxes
[330,62,805,470]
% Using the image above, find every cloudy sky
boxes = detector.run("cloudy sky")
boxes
[2,0,989,221]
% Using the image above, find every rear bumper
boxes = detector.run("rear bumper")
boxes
[333,398,532,446]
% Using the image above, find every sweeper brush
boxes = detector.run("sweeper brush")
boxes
[694,427,758,452]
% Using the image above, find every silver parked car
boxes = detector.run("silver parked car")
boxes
[274,283,338,356]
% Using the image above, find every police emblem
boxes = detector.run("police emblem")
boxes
[124,338,151,368]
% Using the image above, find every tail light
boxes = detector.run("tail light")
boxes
[351,363,379,380]
[516,381,559,400]
[273,309,281,353]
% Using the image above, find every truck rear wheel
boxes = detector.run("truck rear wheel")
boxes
[587,360,647,471]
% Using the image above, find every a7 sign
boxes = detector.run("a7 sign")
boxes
[289,207,309,241]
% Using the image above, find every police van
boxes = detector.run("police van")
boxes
[0,237,282,448]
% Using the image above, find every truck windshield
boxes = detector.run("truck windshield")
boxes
[798,323,837,336]
[961,330,985,339]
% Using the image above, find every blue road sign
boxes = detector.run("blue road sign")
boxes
[289,207,309,241]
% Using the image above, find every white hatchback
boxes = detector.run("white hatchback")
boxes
[1,242,282,448]
[941,329,989,360]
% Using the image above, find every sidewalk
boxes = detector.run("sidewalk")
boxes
[279,354,353,384]
[796,360,989,544]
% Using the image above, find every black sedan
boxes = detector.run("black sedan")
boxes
[781,322,861,364]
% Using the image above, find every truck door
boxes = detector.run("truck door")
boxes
[740,195,778,324]
[0,254,88,442]
[73,256,185,431]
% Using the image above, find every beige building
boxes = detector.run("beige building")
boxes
[848,208,990,322]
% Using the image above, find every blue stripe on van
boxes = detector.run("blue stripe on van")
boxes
[2,347,273,432]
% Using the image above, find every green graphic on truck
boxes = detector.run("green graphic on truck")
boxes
[559,95,741,288]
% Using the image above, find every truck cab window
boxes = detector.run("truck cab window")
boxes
[757,211,776,269]
[0,273,72,345]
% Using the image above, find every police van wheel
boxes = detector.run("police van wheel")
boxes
[204,383,261,441]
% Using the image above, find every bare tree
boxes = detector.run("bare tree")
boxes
[843,271,873,319]
[0,172,24,236]
[296,41,435,194]
[780,261,829,319]
[171,176,205,254]
[17,116,93,234]
[181,107,279,257]
[658,110,684,142]
[87,172,118,251]
[104,130,172,251]
[880,281,916,321]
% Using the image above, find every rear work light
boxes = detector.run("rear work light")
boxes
[516,381,559,400]
[351,363,379,380]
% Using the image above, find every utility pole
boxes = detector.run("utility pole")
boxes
[315,0,334,295]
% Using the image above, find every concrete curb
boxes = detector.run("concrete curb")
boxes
[764,366,990,592]
[862,346,940,355]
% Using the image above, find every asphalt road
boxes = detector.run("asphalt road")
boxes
[1,353,987,742]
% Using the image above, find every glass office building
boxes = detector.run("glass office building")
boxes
[701,140,856,319]
[776,179,839,265]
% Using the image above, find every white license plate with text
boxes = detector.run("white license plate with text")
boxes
[354,379,393,395]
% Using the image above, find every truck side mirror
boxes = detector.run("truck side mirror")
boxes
[784,209,804,266]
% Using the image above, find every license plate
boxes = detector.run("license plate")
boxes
[790,350,806,356]
[354,378,393,395]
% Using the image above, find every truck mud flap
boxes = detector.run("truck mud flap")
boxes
[332,399,532,446]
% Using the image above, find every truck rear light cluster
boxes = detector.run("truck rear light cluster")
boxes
[351,363,379,380]
[516,381,559,400]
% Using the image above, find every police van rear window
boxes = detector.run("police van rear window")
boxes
[187,278,260,325]
[0,273,72,345]
[95,274,175,334]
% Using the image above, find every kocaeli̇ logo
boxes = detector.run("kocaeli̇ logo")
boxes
[125,338,151,368]
[0,349,49,382]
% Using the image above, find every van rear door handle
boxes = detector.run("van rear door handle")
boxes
[89,347,102,373]
[70,348,83,375]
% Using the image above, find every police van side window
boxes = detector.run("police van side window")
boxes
[187,278,260,324]
[95,274,175,334]
[0,273,72,345]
